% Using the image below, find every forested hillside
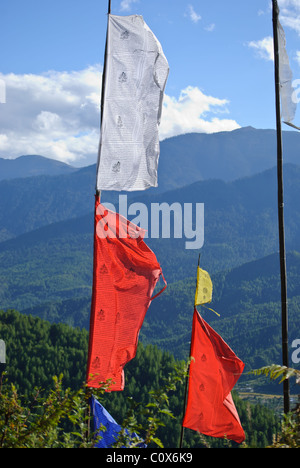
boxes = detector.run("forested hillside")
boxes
[18,250,300,396]
[0,310,281,448]
[0,130,300,446]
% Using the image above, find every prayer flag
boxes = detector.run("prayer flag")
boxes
[183,308,245,444]
[96,14,169,191]
[277,17,297,126]
[86,199,166,391]
[194,267,213,306]
[90,395,146,448]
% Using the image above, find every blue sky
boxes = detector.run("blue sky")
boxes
[0,0,299,166]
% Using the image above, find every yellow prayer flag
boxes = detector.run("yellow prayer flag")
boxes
[194,267,213,306]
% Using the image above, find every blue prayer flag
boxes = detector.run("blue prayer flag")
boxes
[90,396,146,448]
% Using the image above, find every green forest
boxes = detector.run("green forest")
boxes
[0,309,289,448]
[0,139,300,448]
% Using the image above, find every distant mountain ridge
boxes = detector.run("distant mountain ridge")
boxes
[0,155,77,181]
[155,126,300,192]
[1,127,300,190]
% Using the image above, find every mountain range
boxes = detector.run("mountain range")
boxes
[0,126,300,396]
[0,154,77,181]
[2,126,300,189]
[1,126,300,243]
[0,161,299,285]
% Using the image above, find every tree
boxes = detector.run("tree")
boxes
[250,364,300,448]
[0,361,189,449]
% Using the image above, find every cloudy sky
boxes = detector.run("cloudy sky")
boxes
[0,0,300,166]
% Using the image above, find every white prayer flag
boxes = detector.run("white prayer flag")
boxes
[96,14,169,192]
[278,19,297,125]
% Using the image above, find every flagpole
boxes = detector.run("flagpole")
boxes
[100,0,111,128]
[85,1,112,438]
[85,0,111,439]
[179,337,191,449]
[87,0,112,376]
[96,0,111,201]
[179,254,201,448]
[272,0,290,415]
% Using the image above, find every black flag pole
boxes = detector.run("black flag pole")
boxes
[96,0,111,201]
[179,316,192,449]
[100,0,111,128]
[272,0,290,414]
[179,254,200,448]
[85,0,112,440]
[87,0,112,381]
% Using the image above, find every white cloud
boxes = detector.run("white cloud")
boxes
[160,86,240,139]
[187,5,201,24]
[0,68,240,165]
[249,3,300,65]
[248,36,274,61]
[205,23,216,32]
[120,0,139,12]
[0,66,102,165]
[278,0,300,35]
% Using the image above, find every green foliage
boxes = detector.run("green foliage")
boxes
[0,310,283,448]
[271,408,300,448]
[0,360,188,449]
[249,364,300,448]
[0,374,93,448]
[0,310,88,394]
[109,362,188,449]
[249,364,300,384]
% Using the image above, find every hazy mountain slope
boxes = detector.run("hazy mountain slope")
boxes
[0,165,96,241]
[1,127,300,242]
[0,154,77,181]
[156,127,300,191]
[0,165,299,311]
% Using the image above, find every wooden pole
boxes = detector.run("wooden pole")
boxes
[272,0,290,415]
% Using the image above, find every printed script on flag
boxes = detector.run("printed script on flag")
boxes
[96,14,169,191]
[194,267,213,306]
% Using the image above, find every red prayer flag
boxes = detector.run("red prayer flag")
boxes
[86,198,166,391]
[183,308,245,444]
